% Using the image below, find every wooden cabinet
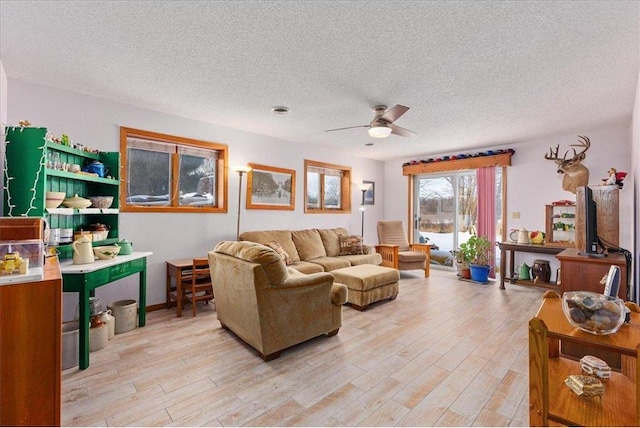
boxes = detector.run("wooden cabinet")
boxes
[556,248,628,300]
[529,292,640,427]
[3,126,120,259]
[575,185,619,252]
[0,256,62,426]
[545,204,575,247]
[556,247,629,369]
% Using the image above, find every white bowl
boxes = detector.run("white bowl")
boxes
[62,194,92,209]
[88,196,113,209]
[93,245,121,260]
[45,191,66,209]
[91,230,109,241]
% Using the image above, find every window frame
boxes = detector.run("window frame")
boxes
[120,127,228,213]
[304,159,351,213]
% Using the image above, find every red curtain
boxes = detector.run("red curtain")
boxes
[476,166,496,277]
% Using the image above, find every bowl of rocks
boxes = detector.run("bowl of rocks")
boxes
[562,291,625,335]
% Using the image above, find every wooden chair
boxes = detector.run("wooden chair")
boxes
[182,257,214,317]
[375,220,432,278]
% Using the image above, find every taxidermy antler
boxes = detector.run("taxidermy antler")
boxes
[544,135,591,194]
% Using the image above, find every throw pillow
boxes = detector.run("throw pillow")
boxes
[264,241,293,265]
[339,234,364,256]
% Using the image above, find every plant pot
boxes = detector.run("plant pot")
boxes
[461,267,471,279]
[470,264,490,283]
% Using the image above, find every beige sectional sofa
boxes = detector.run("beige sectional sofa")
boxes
[239,227,383,273]
[209,241,348,361]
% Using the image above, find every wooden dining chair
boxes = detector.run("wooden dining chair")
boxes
[182,257,214,317]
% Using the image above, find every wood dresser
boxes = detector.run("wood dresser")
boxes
[0,255,62,426]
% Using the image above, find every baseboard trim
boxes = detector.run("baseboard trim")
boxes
[146,303,168,313]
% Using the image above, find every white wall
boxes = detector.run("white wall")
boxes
[384,125,634,282]
[631,69,640,301]
[0,61,7,216]
[7,79,385,319]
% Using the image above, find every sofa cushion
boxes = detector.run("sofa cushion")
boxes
[214,241,288,285]
[306,256,351,272]
[339,234,364,255]
[398,250,427,263]
[318,228,349,257]
[265,241,293,265]
[339,252,383,266]
[289,260,325,274]
[292,229,326,260]
[239,230,300,262]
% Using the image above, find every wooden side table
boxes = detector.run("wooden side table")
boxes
[497,241,566,290]
[166,258,197,317]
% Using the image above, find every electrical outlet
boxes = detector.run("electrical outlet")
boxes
[512,211,521,219]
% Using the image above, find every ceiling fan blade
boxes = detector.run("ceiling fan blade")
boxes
[324,124,369,132]
[390,124,416,138]
[379,105,409,123]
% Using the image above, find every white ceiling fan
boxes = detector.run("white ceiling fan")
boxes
[324,105,416,138]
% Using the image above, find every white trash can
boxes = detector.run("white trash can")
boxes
[108,299,137,334]
[62,321,79,369]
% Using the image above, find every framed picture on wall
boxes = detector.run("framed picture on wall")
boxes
[364,180,375,205]
[246,163,296,210]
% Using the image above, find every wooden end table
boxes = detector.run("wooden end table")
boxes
[166,258,198,317]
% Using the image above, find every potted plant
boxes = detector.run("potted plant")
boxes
[451,243,472,279]
[465,235,493,283]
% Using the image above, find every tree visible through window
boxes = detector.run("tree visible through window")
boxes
[304,160,351,213]
[120,127,228,213]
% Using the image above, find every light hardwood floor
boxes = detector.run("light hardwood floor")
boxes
[62,269,544,427]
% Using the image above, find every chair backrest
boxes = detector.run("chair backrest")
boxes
[192,257,211,286]
[377,221,410,251]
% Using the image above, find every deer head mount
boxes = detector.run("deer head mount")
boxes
[544,135,591,194]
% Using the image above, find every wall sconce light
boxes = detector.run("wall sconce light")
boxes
[231,165,252,240]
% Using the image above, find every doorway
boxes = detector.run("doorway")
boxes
[413,171,477,268]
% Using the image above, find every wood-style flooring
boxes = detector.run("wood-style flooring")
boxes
[61,269,544,426]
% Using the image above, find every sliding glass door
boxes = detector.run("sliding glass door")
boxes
[413,171,477,268]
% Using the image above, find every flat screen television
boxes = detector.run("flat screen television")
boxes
[579,186,604,257]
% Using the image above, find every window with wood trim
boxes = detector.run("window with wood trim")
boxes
[304,160,351,213]
[120,127,228,213]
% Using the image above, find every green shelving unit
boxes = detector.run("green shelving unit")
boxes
[3,127,121,259]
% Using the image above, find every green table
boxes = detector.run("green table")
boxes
[60,252,152,369]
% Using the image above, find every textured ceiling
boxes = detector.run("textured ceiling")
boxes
[1,1,638,161]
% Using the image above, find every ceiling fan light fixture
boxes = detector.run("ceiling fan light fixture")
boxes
[368,125,392,138]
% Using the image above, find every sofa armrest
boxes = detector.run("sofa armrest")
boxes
[331,283,348,305]
[277,272,334,289]
[362,244,376,255]
[375,244,399,269]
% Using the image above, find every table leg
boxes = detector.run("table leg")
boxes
[79,288,90,370]
[166,264,171,309]
[500,247,506,289]
[139,267,147,327]
[176,270,183,317]
[509,251,515,283]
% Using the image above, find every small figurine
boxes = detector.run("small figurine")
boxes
[18,120,31,127]
[602,168,617,185]
[601,168,627,188]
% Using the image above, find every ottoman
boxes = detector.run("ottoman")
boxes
[331,265,400,311]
